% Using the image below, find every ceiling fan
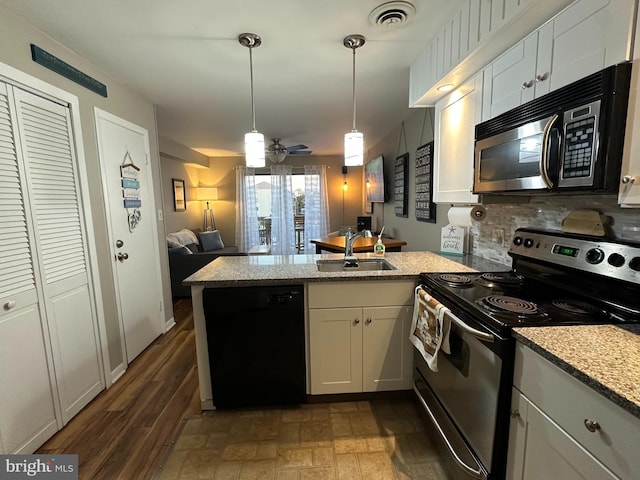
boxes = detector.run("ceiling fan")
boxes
[266,138,312,163]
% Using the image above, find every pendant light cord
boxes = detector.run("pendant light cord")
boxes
[249,46,256,132]
[351,47,357,131]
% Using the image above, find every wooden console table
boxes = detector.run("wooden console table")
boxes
[310,236,407,254]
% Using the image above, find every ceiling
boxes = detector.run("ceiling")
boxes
[1,0,465,158]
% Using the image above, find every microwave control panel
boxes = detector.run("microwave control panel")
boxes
[559,100,600,186]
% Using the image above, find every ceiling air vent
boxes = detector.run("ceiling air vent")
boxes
[369,1,416,29]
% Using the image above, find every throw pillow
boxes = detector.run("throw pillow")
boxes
[167,228,199,247]
[168,246,193,255]
[199,230,225,251]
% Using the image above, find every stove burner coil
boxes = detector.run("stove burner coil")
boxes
[438,274,473,287]
[476,272,524,287]
[478,295,540,315]
[552,299,598,315]
[479,272,524,286]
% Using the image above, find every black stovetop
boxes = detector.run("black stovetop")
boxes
[419,270,636,334]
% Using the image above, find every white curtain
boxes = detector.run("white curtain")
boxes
[270,164,296,255]
[304,164,330,252]
[234,166,260,252]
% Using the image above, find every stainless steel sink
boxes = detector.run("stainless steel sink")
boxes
[316,259,396,272]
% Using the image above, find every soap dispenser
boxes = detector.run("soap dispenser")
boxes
[374,226,385,257]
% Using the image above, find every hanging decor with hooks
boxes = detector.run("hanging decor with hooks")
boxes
[120,148,142,232]
[394,122,409,217]
[415,109,436,223]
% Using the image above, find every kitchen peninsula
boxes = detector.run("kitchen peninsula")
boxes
[184,251,506,409]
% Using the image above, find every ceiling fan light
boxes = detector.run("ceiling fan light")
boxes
[245,131,265,167]
[344,131,363,166]
[269,150,287,163]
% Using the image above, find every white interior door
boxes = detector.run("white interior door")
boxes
[94,108,162,363]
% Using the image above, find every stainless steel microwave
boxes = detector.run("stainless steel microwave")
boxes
[473,62,632,194]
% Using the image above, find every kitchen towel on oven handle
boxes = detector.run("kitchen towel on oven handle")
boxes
[410,286,452,372]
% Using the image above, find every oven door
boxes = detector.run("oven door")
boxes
[413,307,511,479]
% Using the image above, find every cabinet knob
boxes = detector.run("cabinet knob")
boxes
[536,72,549,82]
[116,252,129,262]
[521,80,534,89]
[510,409,520,419]
[622,175,636,184]
[584,419,601,432]
[354,318,360,325]
[4,300,17,310]
[365,318,372,325]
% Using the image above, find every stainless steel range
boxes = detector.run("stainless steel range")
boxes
[413,228,640,480]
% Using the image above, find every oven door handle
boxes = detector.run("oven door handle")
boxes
[444,310,495,343]
[413,383,488,479]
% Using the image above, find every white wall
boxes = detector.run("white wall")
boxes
[0,8,171,374]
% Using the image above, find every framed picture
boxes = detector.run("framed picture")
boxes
[172,178,186,212]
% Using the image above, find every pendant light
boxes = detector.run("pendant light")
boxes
[239,33,265,168]
[343,34,365,167]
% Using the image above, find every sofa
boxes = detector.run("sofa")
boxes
[167,229,246,297]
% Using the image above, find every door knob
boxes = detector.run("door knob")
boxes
[354,318,360,325]
[622,175,636,184]
[365,318,372,325]
[115,239,124,248]
[536,72,549,82]
[521,80,534,89]
[584,419,601,432]
[117,252,129,262]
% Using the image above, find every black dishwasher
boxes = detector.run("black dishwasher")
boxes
[203,284,305,408]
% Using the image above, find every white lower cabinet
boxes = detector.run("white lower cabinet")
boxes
[307,281,414,395]
[507,343,640,479]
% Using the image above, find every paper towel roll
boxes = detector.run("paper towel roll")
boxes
[447,206,486,227]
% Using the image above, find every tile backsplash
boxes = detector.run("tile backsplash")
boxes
[469,195,640,266]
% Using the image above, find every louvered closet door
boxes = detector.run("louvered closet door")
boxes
[0,82,58,454]
[12,87,103,425]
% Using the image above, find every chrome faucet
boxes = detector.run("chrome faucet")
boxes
[344,228,364,263]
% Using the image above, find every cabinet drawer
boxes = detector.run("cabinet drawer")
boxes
[308,281,414,309]
[514,343,640,479]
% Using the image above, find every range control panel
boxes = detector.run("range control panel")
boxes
[508,228,640,284]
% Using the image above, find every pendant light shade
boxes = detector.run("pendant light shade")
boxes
[245,131,265,168]
[239,33,265,168]
[344,131,364,166]
[343,34,365,167]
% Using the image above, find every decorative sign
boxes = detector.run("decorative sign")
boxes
[415,141,436,223]
[120,150,142,232]
[31,44,108,97]
[394,153,409,217]
[440,225,466,255]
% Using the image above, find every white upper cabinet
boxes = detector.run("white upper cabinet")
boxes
[483,0,635,120]
[620,0,640,206]
[410,0,573,107]
[434,73,482,204]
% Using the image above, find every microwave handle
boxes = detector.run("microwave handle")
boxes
[540,113,559,188]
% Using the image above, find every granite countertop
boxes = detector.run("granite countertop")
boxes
[514,325,640,419]
[183,251,509,287]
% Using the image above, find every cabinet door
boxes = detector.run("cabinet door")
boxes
[12,87,103,425]
[482,33,538,120]
[309,308,362,394]
[0,306,58,454]
[0,82,58,454]
[548,0,633,92]
[507,390,617,480]
[434,73,481,204]
[362,306,413,392]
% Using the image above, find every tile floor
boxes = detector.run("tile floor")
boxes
[155,394,457,480]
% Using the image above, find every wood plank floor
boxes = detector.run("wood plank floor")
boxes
[37,298,201,480]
